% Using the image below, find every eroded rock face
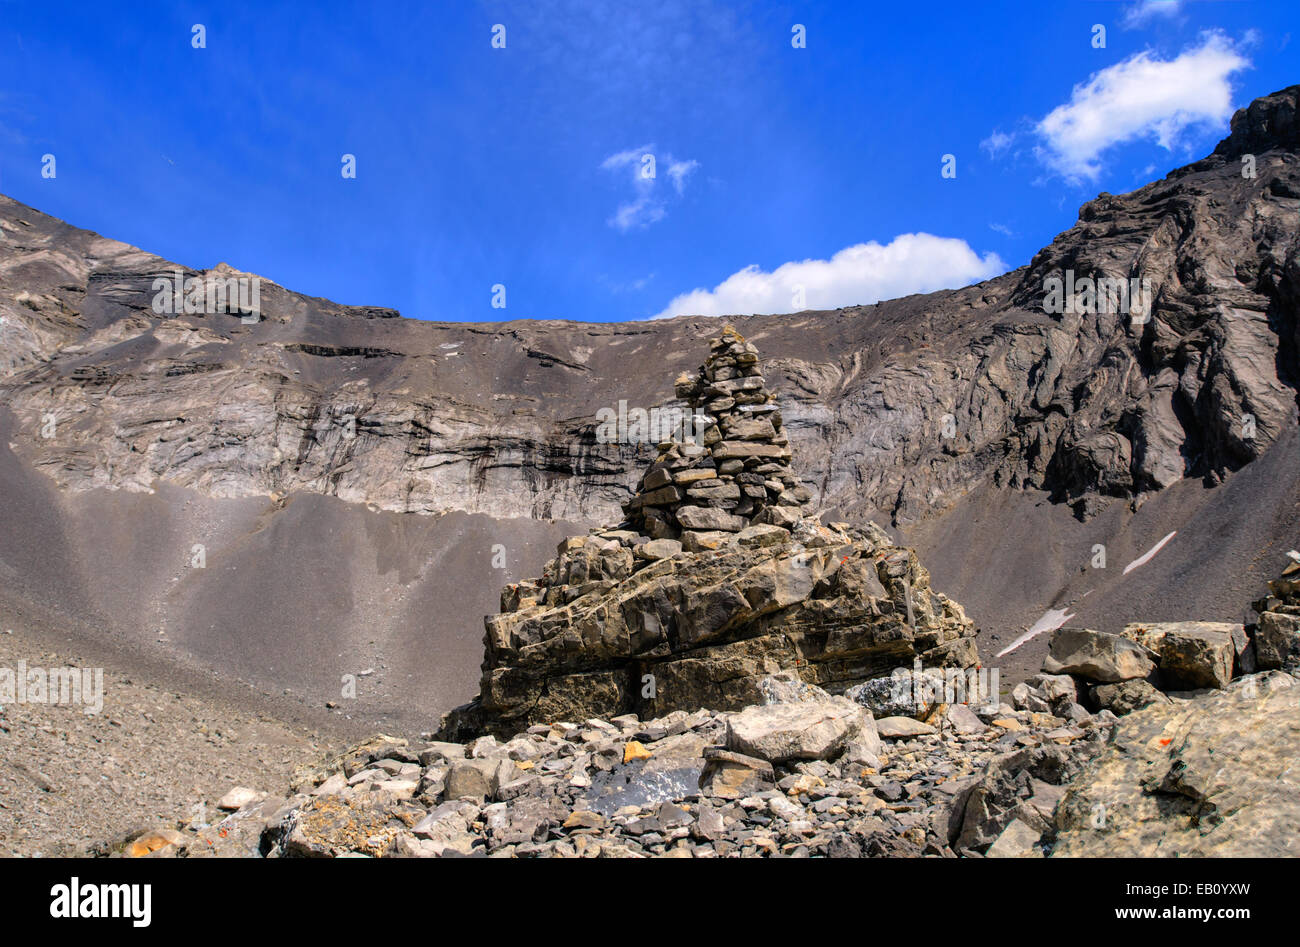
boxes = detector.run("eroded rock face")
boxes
[1052,672,1300,857]
[445,492,977,741]
[438,332,978,740]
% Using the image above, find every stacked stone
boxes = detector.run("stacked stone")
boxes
[623,325,815,548]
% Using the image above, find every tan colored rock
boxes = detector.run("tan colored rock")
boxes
[1053,672,1300,857]
[699,748,775,799]
[725,697,875,762]
[217,786,268,811]
[1121,621,1239,689]
[1255,611,1300,670]
[1043,628,1155,682]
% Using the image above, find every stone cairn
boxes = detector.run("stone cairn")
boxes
[436,327,979,742]
[623,324,815,547]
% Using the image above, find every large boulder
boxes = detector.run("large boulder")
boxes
[1052,672,1300,856]
[724,697,875,763]
[1120,621,1238,689]
[1042,628,1155,682]
[1255,612,1300,671]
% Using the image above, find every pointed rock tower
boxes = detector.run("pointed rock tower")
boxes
[438,328,978,741]
[623,325,815,543]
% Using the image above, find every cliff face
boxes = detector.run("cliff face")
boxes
[0,87,1296,723]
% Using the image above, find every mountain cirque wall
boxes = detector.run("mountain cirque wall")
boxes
[438,330,977,740]
[0,87,1296,532]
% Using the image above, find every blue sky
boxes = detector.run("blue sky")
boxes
[0,1,1293,323]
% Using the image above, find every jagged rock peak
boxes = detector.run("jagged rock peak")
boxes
[1213,83,1298,158]
[623,325,816,543]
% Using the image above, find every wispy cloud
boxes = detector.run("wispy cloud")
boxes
[665,158,700,195]
[980,130,1014,158]
[600,272,656,295]
[1121,0,1184,29]
[601,145,699,232]
[650,234,1007,320]
[1033,31,1251,182]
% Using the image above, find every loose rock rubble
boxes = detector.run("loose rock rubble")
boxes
[105,557,1300,859]
[115,672,1121,858]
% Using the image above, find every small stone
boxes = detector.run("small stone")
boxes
[126,829,186,858]
[985,819,1042,858]
[634,539,683,561]
[563,809,606,831]
[623,741,653,764]
[736,524,792,548]
[217,786,267,811]
[875,716,937,738]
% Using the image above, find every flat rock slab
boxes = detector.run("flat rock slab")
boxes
[876,716,937,739]
[725,697,874,762]
[1053,671,1300,857]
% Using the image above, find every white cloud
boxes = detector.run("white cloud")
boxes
[1034,32,1250,181]
[989,222,1015,238]
[600,145,698,231]
[1122,0,1183,29]
[666,158,700,195]
[981,130,1014,158]
[649,233,1007,320]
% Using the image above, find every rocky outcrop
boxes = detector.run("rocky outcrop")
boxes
[1052,670,1300,857]
[438,331,978,739]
